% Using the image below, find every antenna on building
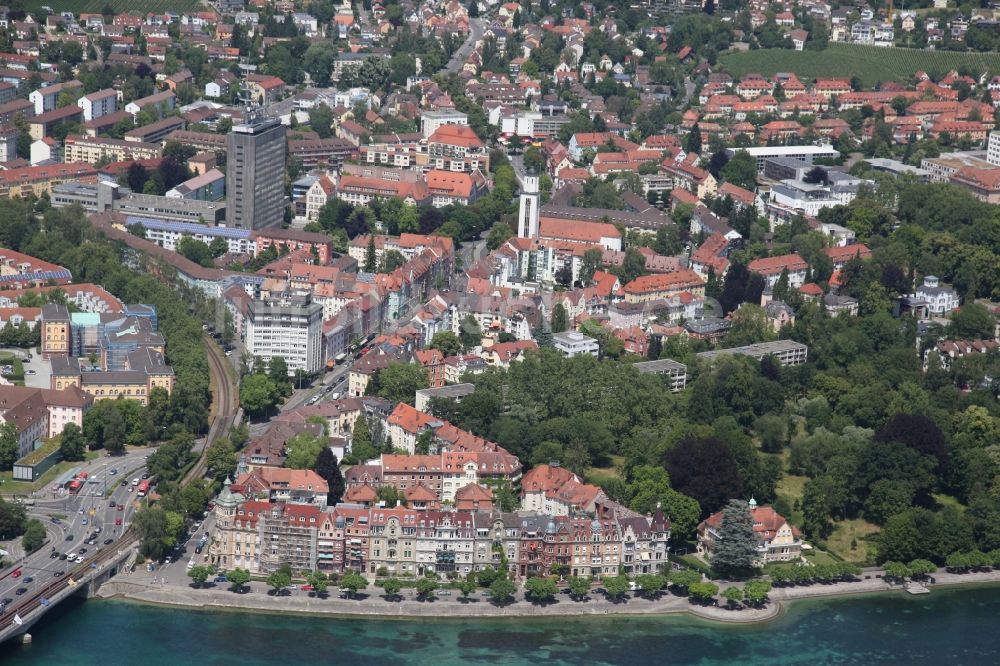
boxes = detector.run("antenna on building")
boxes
[236,58,266,126]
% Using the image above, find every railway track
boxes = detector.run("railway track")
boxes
[182,337,239,485]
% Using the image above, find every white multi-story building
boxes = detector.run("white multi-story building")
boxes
[553,331,599,357]
[912,275,960,315]
[420,109,468,139]
[245,294,324,374]
[77,89,118,122]
[987,131,1000,167]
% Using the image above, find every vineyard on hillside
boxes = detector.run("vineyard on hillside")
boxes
[22,0,204,15]
[719,43,1000,88]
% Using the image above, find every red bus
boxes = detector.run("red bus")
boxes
[68,479,82,495]
[137,479,151,497]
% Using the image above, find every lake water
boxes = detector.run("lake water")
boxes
[2,585,1000,665]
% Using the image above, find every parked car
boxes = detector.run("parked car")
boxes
[115,518,122,525]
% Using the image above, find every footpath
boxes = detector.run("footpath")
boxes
[94,568,1000,624]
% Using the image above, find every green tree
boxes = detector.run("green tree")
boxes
[21,518,45,553]
[208,237,228,258]
[604,574,630,600]
[882,561,911,581]
[227,567,251,592]
[670,569,701,594]
[907,559,936,579]
[722,585,744,608]
[240,373,280,417]
[308,104,335,138]
[177,236,215,268]
[307,570,329,595]
[382,577,402,599]
[0,497,26,539]
[459,314,482,350]
[685,123,702,154]
[364,236,377,272]
[550,304,569,333]
[458,578,477,600]
[135,506,183,560]
[371,362,429,405]
[341,571,368,598]
[314,447,344,505]
[205,437,237,482]
[635,573,665,598]
[524,576,558,602]
[488,577,516,603]
[267,569,292,595]
[949,303,994,340]
[720,150,757,191]
[688,581,719,603]
[188,564,212,587]
[567,575,591,600]
[284,431,327,469]
[58,422,86,461]
[268,356,289,384]
[742,579,772,606]
[0,421,19,470]
[429,331,462,358]
[711,500,760,577]
[416,577,438,600]
[579,248,604,284]
[486,222,514,250]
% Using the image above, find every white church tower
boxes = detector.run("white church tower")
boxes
[517,170,540,239]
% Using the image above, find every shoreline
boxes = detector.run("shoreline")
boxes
[91,569,1000,626]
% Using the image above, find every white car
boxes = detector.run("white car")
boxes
[131,478,140,486]
[75,556,84,563]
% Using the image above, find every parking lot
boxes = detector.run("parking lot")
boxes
[21,352,51,389]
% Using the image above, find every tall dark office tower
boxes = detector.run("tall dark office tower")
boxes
[226,114,287,230]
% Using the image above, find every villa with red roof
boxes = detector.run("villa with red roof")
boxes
[748,253,808,288]
[697,498,803,566]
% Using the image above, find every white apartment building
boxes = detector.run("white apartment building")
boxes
[77,89,118,122]
[553,331,599,357]
[245,294,324,374]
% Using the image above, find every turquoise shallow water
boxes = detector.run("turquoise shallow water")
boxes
[3,585,1000,665]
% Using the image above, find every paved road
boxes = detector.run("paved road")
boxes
[0,455,147,610]
[444,18,486,74]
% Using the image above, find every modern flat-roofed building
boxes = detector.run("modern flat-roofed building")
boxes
[414,383,476,411]
[730,145,840,173]
[552,331,599,357]
[245,293,324,374]
[63,135,160,164]
[227,112,286,230]
[697,340,808,366]
[632,359,688,392]
[125,216,253,255]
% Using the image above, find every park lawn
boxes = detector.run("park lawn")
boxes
[932,492,965,511]
[802,548,840,567]
[719,43,1000,88]
[825,518,880,565]
[20,0,204,15]
[775,471,807,526]
[586,455,625,484]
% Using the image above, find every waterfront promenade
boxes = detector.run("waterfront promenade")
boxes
[94,568,1000,624]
